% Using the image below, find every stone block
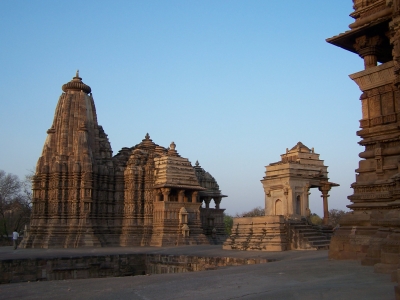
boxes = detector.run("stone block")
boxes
[395,285,400,300]
[374,263,400,274]
[381,252,400,265]
[361,257,380,266]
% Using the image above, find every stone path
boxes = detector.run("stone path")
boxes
[0,246,395,300]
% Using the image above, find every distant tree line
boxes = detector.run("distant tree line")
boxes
[0,170,32,243]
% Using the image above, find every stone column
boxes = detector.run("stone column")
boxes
[303,184,311,217]
[155,189,162,201]
[178,190,185,203]
[204,197,211,208]
[353,35,383,69]
[214,197,221,209]
[319,183,331,225]
[161,188,171,202]
[192,191,199,203]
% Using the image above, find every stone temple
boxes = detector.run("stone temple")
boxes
[327,0,400,274]
[262,142,339,225]
[223,143,337,251]
[20,72,227,248]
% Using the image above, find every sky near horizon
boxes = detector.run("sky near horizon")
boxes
[0,1,363,216]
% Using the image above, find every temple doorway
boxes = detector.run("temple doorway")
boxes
[296,195,301,215]
[275,199,283,215]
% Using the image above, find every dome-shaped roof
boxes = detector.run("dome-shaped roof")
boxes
[62,70,91,94]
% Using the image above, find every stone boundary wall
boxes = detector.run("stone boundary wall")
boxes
[0,254,271,284]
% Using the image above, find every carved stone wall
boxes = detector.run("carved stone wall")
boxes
[21,73,121,248]
[327,0,400,271]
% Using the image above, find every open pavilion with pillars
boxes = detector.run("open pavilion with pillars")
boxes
[262,142,339,225]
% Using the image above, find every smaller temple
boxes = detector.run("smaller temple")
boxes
[150,141,208,246]
[223,142,338,251]
[262,142,339,225]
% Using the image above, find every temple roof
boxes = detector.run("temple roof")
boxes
[62,70,92,94]
[194,160,227,198]
[153,143,204,190]
[290,142,311,152]
[326,2,392,64]
[138,133,158,150]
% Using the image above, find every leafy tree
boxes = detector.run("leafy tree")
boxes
[235,206,265,217]
[223,213,233,235]
[329,209,346,227]
[0,170,32,240]
[310,213,322,225]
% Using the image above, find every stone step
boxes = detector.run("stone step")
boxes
[292,225,313,229]
[300,232,325,237]
[309,240,330,246]
[289,220,331,250]
[305,236,327,241]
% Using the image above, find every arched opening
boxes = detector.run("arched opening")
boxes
[275,199,283,215]
[296,195,301,215]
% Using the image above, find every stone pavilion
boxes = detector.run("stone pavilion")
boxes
[262,142,339,225]
[223,143,337,251]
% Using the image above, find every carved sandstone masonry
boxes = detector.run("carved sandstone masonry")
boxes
[327,1,400,270]
[21,73,228,248]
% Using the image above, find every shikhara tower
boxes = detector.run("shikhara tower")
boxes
[21,72,227,248]
[327,0,400,270]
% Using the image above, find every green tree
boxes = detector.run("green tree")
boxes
[310,213,322,225]
[235,206,265,217]
[224,213,233,235]
[0,170,32,240]
[329,209,346,227]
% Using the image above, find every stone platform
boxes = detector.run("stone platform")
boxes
[0,245,395,299]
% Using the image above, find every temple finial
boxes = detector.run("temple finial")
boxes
[167,141,179,157]
[195,160,199,166]
[145,133,150,139]
[76,70,79,78]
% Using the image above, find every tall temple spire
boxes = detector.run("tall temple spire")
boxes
[21,73,116,248]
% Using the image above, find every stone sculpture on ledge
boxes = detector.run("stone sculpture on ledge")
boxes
[20,72,227,248]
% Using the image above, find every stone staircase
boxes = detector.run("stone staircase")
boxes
[287,221,331,250]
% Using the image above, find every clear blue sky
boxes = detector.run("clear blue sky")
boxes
[0,1,363,216]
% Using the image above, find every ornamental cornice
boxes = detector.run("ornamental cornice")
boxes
[349,61,395,91]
